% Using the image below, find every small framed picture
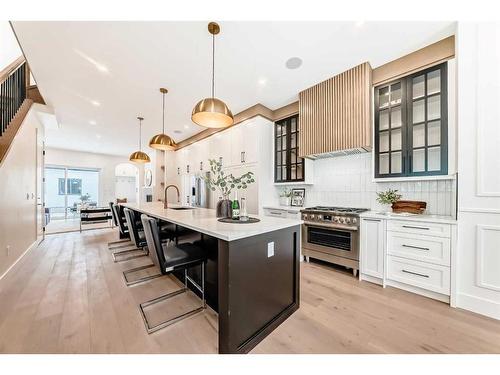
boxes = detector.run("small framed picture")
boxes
[291,188,305,207]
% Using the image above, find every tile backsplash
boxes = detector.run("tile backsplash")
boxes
[275,153,456,217]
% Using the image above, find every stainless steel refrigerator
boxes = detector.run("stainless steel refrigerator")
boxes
[189,172,210,208]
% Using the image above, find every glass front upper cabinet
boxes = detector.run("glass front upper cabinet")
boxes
[275,115,305,182]
[374,63,448,178]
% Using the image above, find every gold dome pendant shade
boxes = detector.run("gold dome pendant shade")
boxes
[129,117,151,164]
[191,22,234,129]
[149,88,177,150]
[129,150,151,163]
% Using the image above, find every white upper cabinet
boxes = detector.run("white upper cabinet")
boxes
[208,129,232,168]
[191,138,210,173]
[230,120,259,165]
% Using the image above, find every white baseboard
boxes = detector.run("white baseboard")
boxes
[359,273,383,286]
[385,279,450,304]
[456,293,500,320]
[0,240,38,281]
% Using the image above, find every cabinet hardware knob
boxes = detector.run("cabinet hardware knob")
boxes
[402,269,429,278]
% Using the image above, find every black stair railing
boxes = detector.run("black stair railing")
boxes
[0,58,27,137]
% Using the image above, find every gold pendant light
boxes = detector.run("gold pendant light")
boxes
[129,116,151,163]
[149,88,177,150]
[191,22,234,128]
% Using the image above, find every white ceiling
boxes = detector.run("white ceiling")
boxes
[12,21,455,156]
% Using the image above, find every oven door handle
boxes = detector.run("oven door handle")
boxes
[303,222,358,231]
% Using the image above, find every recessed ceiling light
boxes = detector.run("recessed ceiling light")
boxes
[96,134,102,139]
[258,78,267,86]
[173,130,182,134]
[89,120,97,125]
[285,57,303,70]
[90,100,101,107]
[184,125,190,129]
[355,20,365,27]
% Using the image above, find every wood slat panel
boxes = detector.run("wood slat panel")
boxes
[298,62,372,157]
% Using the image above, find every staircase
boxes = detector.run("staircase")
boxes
[0,56,44,163]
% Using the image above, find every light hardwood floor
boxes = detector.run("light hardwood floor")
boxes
[0,228,499,354]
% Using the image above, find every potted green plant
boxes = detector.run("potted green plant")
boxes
[376,189,402,212]
[204,159,255,218]
[279,188,292,206]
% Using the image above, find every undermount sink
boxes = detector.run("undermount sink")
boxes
[170,206,195,210]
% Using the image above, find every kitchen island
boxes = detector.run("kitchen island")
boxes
[121,202,302,354]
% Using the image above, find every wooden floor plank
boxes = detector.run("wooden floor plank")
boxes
[0,228,499,354]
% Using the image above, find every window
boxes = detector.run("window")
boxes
[275,114,305,182]
[374,63,448,178]
[58,178,82,195]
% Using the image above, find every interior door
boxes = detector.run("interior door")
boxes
[36,135,45,243]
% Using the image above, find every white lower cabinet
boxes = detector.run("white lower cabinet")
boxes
[386,255,451,295]
[263,207,301,219]
[360,218,385,284]
[360,214,457,303]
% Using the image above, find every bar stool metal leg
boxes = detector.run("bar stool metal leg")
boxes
[108,239,131,246]
[108,241,135,250]
[139,262,206,334]
[112,247,148,263]
[123,264,163,286]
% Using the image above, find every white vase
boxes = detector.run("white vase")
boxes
[279,197,291,206]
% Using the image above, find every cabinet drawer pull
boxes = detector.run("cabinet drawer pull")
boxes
[363,218,381,222]
[241,151,246,163]
[402,225,430,230]
[402,244,429,251]
[402,269,429,278]
[270,211,284,215]
[200,161,203,171]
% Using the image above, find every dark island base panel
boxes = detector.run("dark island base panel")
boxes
[165,224,300,354]
[218,225,301,354]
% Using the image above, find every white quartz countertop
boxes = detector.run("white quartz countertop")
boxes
[262,206,302,213]
[121,202,303,241]
[360,210,457,225]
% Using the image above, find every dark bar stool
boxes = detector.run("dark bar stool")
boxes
[114,207,149,263]
[139,214,207,334]
[107,202,132,248]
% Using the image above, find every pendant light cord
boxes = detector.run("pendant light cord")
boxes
[162,92,165,133]
[139,118,142,151]
[212,33,215,98]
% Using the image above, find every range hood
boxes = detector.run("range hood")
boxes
[298,62,373,159]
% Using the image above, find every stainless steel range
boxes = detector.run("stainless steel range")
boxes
[301,206,368,276]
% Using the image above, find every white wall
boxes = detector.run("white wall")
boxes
[44,148,138,206]
[0,106,43,278]
[0,22,21,69]
[271,153,456,216]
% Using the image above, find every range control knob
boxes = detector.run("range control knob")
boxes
[334,216,340,223]
[310,214,315,220]
[302,214,308,220]
[340,217,346,224]
[352,218,357,224]
[346,218,351,224]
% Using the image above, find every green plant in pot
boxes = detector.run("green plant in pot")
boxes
[376,189,402,212]
[204,159,255,218]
